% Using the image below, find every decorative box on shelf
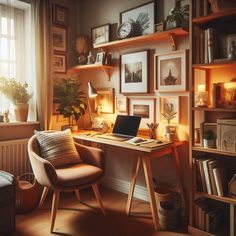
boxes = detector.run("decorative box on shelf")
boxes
[217,118,236,153]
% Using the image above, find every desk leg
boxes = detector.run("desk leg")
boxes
[126,156,141,215]
[142,156,158,230]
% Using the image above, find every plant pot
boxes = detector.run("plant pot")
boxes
[203,139,215,148]
[61,125,78,132]
[166,20,181,30]
[14,103,29,122]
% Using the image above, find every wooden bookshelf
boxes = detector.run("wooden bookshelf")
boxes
[189,1,236,236]
[93,28,188,50]
[193,8,236,25]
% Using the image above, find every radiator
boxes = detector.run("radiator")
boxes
[0,139,31,177]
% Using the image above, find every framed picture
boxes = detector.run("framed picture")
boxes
[52,26,67,52]
[95,52,105,65]
[52,5,68,26]
[160,96,179,124]
[94,88,114,114]
[53,54,66,73]
[91,24,110,45]
[116,96,128,113]
[120,50,149,94]
[155,50,186,92]
[226,34,236,58]
[129,98,155,128]
[120,1,155,35]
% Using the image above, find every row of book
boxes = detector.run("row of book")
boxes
[193,0,211,18]
[194,27,220,64]
[196,158,226,196]
[194,198,222,234]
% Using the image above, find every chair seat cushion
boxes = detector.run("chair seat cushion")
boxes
[56,163,103,188]
[35,129,82,168]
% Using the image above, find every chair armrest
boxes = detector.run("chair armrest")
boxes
[28,151,58,189]
[74,142,105,170]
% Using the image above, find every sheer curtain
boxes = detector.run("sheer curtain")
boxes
[31,0,53,130]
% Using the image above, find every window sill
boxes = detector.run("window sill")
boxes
[0,121,39,127]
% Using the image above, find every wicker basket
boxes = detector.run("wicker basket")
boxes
[209,0,236,13]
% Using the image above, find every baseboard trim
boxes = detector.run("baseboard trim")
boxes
[101,176,149,202]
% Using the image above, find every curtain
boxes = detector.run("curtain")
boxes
[31,0,53,130]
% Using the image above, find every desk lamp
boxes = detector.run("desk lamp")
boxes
[87,82,97,127]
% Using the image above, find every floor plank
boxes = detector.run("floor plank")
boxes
[13,187,189,236]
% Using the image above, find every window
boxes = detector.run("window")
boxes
[0,2,35,121]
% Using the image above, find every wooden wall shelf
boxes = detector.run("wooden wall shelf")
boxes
[188,225,216,236]
[93,28,188,50]
[192,146,236,157]
[71,64,114,80]
[193,8,236,25]
[193,60,236,69]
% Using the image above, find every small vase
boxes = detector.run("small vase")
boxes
[203,139,215,148]
[14,103,29,122]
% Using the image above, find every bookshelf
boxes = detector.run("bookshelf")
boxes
[189,1,236,235]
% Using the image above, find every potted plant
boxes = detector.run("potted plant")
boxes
[0,77,32,122]
[53,77,87,131]
[165,4,189,30]
[203,130,215,148]
[161,104,177,141]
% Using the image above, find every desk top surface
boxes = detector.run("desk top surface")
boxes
[73,130,177,153]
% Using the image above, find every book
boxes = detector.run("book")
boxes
[213,167,224,196]
[208,160,220,195]
[202,159,212,195]
[204,29,209,63]
[196,159,203,191]
[198,159,207,193]
[207,28,213,63]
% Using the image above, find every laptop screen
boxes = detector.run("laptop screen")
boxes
[112,115,141,137]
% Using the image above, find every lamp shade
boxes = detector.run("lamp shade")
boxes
[88,82,97,98]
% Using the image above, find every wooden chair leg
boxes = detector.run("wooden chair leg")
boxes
[75,189,80,203]
[92,183,106,216]
[39,187,49,208]
[50,190,60,233]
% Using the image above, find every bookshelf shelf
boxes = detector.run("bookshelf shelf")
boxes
[196,191,236,205]
[193,8,236,25]
[193,107,236,112]
[193,146,236,157]
[193,60,236,69]
[188,225,216,236]
[93,28,188,50]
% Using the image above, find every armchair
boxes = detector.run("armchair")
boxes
[28,134,105,233]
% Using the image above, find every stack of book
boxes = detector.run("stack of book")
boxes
[196,158,226,196]
[194,198,223,233]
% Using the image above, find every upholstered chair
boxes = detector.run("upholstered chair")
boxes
[27,130,106,233]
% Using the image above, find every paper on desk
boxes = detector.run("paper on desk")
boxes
[125,137,154,146]
[140,141,172,148]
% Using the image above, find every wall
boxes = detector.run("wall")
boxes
[53,0,190,201]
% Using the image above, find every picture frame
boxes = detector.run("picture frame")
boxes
[52,5,68,26]
[120,50,149,94]
[120,1,155,35]
[116,96,128,113]
[160,96,179,124]
[91,24,110,45]
[93,88,114,114]
[129,98,155,128]
[53,54,66,73]
[155,50,186,92]
[226,34,236,58]
[52,26,67,52]
[95,52,105,65]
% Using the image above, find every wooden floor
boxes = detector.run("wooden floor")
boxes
[13,187,190,236]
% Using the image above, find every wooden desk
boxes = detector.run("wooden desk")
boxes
[73,132,186,230]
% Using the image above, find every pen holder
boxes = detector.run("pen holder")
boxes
[146,122,159,139]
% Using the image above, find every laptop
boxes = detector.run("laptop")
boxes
[97,115,141,141]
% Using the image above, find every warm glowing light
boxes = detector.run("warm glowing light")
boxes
[224,82,236,90]
[198,84,206,92]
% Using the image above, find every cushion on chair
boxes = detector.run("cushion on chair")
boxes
[35,129,82,168]
[56,163,103,188]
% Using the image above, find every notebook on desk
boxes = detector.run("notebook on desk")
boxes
[97,115,141,142]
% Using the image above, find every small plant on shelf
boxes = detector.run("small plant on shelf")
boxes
[203,130,215,148]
